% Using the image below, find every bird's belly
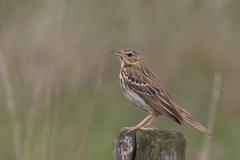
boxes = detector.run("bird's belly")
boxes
[123,90,152,113]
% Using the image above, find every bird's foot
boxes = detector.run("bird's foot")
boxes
[123,126,141,132]
[140,126,157,131]
[123,126,157,132]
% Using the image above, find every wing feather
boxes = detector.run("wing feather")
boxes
[123,69,183,122]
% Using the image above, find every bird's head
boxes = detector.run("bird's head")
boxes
[111,49,144,67]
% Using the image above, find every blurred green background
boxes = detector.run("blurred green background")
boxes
[0,0,240,160]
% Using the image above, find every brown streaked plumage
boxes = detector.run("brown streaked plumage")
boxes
[111,49,212,136]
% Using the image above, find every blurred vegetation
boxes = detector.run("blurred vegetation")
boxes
[0,0,240,160]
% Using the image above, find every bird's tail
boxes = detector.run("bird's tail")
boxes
[176,106,213,137]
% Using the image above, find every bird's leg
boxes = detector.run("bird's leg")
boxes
[140,115,158,130]
[124,113,153,132]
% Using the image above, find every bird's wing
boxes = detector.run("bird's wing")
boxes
[123,68,183,123]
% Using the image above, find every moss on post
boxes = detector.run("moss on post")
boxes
[112,129,186,160]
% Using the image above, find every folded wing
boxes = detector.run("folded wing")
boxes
[122,68,184,124]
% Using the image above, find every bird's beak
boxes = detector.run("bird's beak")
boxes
[111,51,125,57]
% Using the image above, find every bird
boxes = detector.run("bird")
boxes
[111,49,212,136]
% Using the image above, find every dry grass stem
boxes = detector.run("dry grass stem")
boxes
[199,72,222,160]
[76,51,107,160]
[49,78,61,160]
[41,78,54,160]
[46,1,65,160]
[0,50,22,160]
[23,81,42,160]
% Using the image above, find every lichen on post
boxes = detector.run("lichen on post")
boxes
[112,129,186,160]
[112,129,137,160]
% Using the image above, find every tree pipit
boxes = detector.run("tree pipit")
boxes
[112,49,212,136]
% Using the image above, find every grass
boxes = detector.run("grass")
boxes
[0,0,240,160]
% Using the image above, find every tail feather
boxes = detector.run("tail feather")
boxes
[182,114,212,137]
[175,106,213,137]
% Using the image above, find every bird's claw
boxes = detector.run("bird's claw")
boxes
[123,126,141,132]
[123,126,157,132]
[139,127,157,131]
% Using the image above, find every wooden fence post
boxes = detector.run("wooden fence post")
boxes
[112,129,186,160]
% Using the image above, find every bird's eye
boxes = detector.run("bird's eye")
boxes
[127,53,133,57]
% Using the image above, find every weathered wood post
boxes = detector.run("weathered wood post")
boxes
[112,129,186,160]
